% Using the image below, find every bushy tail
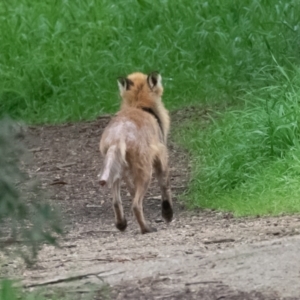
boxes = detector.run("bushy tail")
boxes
[98,142,127,188]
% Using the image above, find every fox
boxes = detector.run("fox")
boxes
[98,71,173,234]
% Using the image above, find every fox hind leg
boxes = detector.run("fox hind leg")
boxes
[112,179,127,231]
[154,155,173,222]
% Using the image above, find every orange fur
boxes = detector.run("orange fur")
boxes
[98,71,173,234]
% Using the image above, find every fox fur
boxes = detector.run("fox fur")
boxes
[98,71,173,234]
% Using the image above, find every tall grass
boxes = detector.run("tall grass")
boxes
[1,0,300,123]
[175,67,300,216]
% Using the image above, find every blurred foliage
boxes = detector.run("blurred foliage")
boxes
[0,118,63,264]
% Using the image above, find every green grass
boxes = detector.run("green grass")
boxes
[1,0,300,123]
[0,280,49,300]
[0,279,109,300]
[175,67,300,216]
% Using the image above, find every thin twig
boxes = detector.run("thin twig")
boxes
[50,180,68,185]
[24,270,110,288]
[203,238,235,245]
[25,271,125,289]
[185,280,222,286]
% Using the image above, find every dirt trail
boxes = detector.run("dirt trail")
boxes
[2,113,300,299]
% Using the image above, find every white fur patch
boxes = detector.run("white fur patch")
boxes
[105,121,137,143]
[117,80,126,95]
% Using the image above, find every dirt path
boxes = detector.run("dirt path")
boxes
[2,114,300,299]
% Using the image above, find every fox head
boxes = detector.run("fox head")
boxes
[117,71,163,108]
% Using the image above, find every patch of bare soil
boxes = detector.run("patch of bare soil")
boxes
[2,111,300,299]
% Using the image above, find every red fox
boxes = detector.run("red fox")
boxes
[98,71,173,234]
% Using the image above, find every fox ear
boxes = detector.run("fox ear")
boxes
[147,71,161,89]
[117,77,133,93]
